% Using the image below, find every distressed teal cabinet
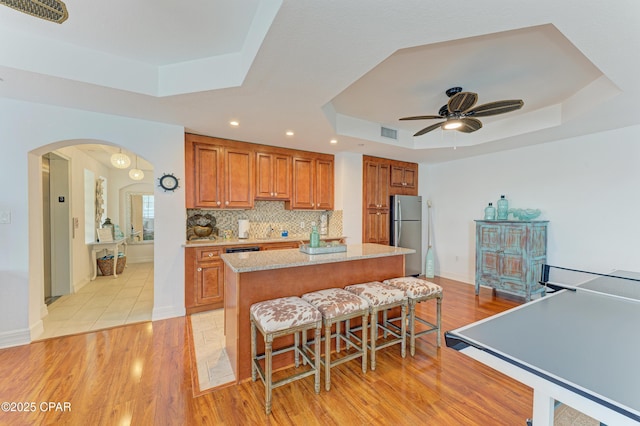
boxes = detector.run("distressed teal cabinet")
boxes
[475,220,548,301]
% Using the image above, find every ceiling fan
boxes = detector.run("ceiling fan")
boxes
[0,0,68,24]
[399,87,524,137]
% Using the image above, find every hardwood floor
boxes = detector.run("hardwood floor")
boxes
[0,278,531,425]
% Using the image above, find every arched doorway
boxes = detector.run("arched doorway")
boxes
[29,141,155,339]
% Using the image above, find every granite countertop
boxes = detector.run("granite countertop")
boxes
[183,235,345,247]
[220,243,415,273]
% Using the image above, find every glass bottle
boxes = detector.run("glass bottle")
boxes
[484,203,496,220]
[497,195,509,220]
[310,225,320,248]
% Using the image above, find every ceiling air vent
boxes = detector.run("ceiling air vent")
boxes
[380,126,398,140]
[0,0,68,24]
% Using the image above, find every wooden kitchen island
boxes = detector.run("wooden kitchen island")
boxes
[220,243,415,382]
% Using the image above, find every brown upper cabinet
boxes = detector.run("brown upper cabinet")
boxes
[390,164,417,191]
[287,154,334,210]
[255,151,291,200]
[185,134,253,209]
[185,133,333,210]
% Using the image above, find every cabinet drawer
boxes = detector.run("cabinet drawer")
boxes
[195,247,222,261]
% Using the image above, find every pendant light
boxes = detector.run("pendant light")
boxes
[110,148,131,169]
[129,155,144,181]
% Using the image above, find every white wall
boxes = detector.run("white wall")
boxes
[334,152,363,243]
[0,98,185,348]
[423,125,640,284]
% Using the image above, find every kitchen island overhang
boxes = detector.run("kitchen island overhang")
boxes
[220,243,415,382]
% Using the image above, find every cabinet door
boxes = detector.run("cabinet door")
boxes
[291,157,315,209]
[364,209,389,244]
[499,224,527,291]
[376,210,390,245]
[192,143,223,208]
[224,147,253,209]
[255,152,274,199]
[364,161,389,209]
[390,165,406,188]
[403,165,416,189]
[364,161,380,209]
[195,260,224,306]
[272,154,291,199]
[315,158,334,210]
[377,163,390,209]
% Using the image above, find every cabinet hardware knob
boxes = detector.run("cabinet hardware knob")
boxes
[216,201,221,205]
[225,201,229,205]
[208,253,213,257]
[197,267,202,272]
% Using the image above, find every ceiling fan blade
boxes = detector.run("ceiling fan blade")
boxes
[399,115,443,121]
[467,100,524,117]
[457,118,483,133]
[447,92,478,113]
[414,122,445,136]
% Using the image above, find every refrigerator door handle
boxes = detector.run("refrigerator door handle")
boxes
[396,199,402,247]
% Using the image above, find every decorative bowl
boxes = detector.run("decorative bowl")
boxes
[193,225,213,237]
[509,208,541,221]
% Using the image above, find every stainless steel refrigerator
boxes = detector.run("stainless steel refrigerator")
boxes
[390,195,422,276]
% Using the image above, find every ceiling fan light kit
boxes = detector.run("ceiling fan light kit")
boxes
[400,87,524,137]
[0,0,69,24]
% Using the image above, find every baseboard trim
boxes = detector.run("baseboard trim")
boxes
[0,327,31,349]
[437,271,474,285]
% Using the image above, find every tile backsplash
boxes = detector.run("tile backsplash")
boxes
[187,201,343,239]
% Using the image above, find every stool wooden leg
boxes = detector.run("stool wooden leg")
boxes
[251,320,257,381]
[294,332,300,368]
[409,299,417,357]
[436,295,442,347]
[370,309,378,371]
[400,303,407,359]
[314,326,321,394]
[324,322,331,391]
[361,313,368,374]
[336,321,341,353]
[265,335,273,415]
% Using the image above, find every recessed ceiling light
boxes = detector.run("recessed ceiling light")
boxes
[229,121,239,127]
[357,143,365,147]
[330,139,338,144]
[285,131,294,136]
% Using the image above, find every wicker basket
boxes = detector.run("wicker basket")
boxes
[97,255,126,276]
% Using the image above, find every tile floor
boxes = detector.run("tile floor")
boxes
[190,309,235,391]
[34,262,154,340]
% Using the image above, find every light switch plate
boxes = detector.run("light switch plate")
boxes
[0,209,11,224]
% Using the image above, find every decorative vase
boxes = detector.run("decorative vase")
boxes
[497,195,509,220]
[484,203,496,220]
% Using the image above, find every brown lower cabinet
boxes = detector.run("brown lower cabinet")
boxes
[185,238,344,313]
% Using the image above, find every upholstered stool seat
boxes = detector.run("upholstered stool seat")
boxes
[250,296,322,414]
[302,288,370,390]
[383,277,442,356]
[344,281,407,370]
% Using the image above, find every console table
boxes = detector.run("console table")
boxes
[89,237,127,280]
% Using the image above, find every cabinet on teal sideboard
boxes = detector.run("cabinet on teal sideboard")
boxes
[475,220,549,301]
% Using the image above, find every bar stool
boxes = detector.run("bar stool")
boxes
[301,288,370,391]
[383,277,442,356]
[344,281,407,370]
[250,296,322,415]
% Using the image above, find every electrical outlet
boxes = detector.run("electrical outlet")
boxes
[0,210,10,224]
[300,221,305,229]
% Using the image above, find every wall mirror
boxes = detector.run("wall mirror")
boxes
[125,192,154,243]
